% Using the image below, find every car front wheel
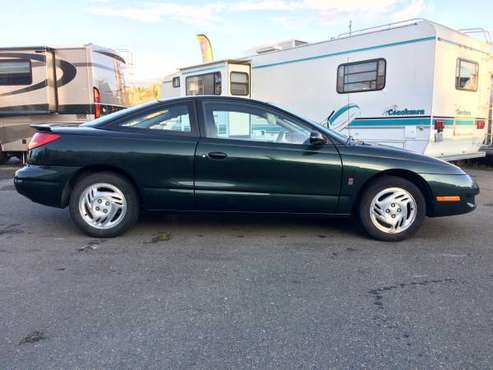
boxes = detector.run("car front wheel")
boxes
[358,176,426,241]
[69,172,139,237]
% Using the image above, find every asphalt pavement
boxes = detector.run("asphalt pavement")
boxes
[1,162,493,369]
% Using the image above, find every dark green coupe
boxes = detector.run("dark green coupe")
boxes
[14,96,479,241]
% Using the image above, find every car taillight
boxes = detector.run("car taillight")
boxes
[93,87,101,118]
[434,120,445,131]
[28,132,61,150]
[476,119,485,129]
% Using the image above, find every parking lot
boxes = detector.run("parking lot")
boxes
[1,162,493,369]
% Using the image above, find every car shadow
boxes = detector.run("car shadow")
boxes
[137,212,367,239]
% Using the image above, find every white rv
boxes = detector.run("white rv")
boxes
[162,19,493,161]
[0,44,128,162]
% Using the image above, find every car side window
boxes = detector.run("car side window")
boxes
[119,104,192,133]
[202,101,311,145]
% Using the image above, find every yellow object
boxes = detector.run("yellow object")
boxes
[196,34,214,63]
[436,196,461,202]
[126,84,161,106]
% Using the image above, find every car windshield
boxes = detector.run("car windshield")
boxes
[81,101,159,127]
[264,101,350,144]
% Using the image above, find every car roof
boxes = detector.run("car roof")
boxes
[157,95,292,114]
[158,95,264,104]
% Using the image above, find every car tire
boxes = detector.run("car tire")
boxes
[69,172,139,237]
[358,176,426,241]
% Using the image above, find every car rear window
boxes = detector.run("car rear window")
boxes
[119,104,192,133]
[81,101,159,127]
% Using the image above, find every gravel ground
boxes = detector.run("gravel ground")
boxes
[0,163,492,369]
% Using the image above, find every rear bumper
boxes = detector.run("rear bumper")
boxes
[422,173,480,217]
[14,165,78,208]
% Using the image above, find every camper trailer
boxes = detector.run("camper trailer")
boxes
[0,44,128,163]
[162,19,493,161]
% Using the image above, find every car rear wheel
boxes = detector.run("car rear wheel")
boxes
[358,176,426,241]
[69,172,139,237]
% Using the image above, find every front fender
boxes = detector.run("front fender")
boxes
[421,173,479,216]
[336,144,469,214]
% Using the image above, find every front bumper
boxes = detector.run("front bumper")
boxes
[14,165,78,208]
[421,173,479,217]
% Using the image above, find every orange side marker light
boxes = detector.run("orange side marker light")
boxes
[436,196,461,202]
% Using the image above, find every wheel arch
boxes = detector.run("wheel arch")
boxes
[61,165,142,208]
[353,169,433,216]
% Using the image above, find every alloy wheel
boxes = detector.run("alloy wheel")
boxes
[369,187,417,234]
[78,183,127,230]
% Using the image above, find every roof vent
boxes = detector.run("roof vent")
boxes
[253,39,308,54]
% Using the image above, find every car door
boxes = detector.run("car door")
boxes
[195,98,342,213]
[107,100,199,210]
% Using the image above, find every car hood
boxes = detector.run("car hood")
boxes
[340,142,466,175]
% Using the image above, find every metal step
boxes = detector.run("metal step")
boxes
[482,146,493,156]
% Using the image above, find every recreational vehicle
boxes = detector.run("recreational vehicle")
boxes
[0,44,128,163]
[162,19,493,161]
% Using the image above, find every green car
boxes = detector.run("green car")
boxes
[14,96,479,241]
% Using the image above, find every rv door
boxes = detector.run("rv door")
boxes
[0,47,57,116]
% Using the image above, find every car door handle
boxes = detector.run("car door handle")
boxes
[208,151,228,159]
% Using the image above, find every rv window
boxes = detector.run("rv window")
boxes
[337,59,386,93]
[456,59,478,91]
[0,59,32,85]
[172,76,180,88]
[186,72,221,95]
[230,72,249,96]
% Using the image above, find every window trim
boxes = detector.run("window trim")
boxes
[455,58,478,92]
[336,58,386,94]
[185,71,222,96]
[0,58,33,86]
[229,71,250,96]
[199,99,323,146]
[172,76,180,88]
[106,101,199,137]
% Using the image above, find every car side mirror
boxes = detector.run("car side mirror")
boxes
[309,131,326,145]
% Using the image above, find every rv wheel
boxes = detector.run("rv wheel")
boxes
[0,150,7,165]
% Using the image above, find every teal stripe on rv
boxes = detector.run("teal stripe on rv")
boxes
[442,119,475,126]
[350,118,431,127]
[349,118,476,127]
[253,36,436,70]
[329,103,359,123]
[182,66,223,75]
